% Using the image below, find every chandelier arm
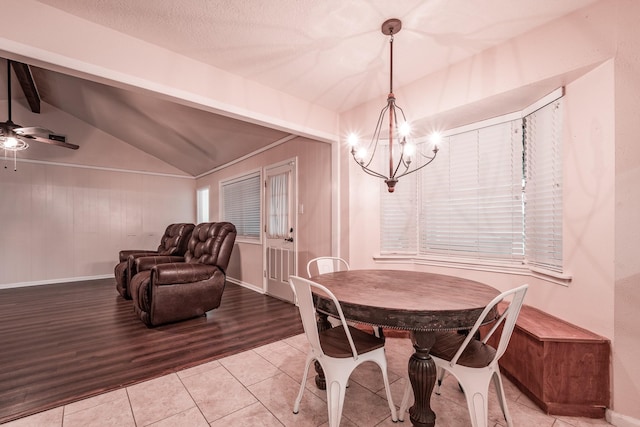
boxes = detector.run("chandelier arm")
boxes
[358,163,390,179]
[359,103,390,170]
[393,104,408,122]
[394,151,439,180]
[393,154,410,177]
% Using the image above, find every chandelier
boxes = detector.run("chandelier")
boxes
[348,19,438,193]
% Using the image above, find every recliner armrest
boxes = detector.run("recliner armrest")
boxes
[119,249,158,262]
[153,263,220,285]
[135,255,185,272]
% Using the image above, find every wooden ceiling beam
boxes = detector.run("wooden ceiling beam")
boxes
[11,61,40,114]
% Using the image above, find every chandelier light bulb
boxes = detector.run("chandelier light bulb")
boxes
[430,131,442,145]
[356,147,368,163]
[399,121,411,137]
[403,142,416,158]
[347,133,359,147]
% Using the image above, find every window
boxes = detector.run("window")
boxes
[380,90,564,275]
[266,171,290,239]
[419,119,524,262]
[220,171,261,242]
[196,187,209,223]
[524,98,564,272]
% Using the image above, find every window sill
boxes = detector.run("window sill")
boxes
[236,237,262,245]
[372,254,572,286]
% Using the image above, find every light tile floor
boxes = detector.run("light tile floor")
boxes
[2,334,613,427]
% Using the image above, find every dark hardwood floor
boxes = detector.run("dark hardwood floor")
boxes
[0,278,303,424]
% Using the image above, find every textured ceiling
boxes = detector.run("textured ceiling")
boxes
[35,0,597,112]
[3,0,598,175]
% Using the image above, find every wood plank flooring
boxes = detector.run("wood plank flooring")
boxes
[0,278,303,424]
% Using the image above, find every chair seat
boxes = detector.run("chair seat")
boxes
[319,325,385,358]
[431,331,497,368]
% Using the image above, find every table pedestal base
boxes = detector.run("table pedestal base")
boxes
[408,331,437,427]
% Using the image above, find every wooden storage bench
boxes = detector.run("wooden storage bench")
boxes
[487,303,610,418]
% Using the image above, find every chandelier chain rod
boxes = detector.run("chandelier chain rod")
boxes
[389,34,394,95]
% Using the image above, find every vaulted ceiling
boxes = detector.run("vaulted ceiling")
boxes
[1,0,597,176]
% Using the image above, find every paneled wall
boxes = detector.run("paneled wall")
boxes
[0,161,194,287]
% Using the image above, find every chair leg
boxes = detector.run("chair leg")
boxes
[377,358,398,422]
[459,378,490,427]
[293,353,315,414]
[398,380,412,422]
[325,375,349,427]
[435,366,445,395]
[492,370,513,426]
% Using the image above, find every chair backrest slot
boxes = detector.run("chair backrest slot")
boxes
[306,256,350,278]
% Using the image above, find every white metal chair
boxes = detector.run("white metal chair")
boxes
[399,284,529,427]
[306,256,350,277]
[306,257,382,337]
[289,275,398,427]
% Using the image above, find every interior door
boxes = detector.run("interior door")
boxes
[264,160,296,302]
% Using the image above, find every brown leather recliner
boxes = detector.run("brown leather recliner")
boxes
[114,223,195,299]
[129,222,237,327]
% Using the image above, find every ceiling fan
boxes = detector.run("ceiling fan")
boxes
[0,59,78,161]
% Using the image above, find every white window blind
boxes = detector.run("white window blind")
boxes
[196,187,209,223]
[420,120,524,261]
[380,157,418,253]
[221,172,261,241]
[524,98,563,272]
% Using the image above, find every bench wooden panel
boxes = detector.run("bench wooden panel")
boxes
[486,303,610,418]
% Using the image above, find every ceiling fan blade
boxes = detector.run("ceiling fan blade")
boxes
[15,126,54,136]
[21,134,79,150]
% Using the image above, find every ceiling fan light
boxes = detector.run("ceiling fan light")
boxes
[4,136,17,148]
[0,135,28,151]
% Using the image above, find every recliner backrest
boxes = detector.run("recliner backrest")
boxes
[184,222,237,271]
[156,223,196,256]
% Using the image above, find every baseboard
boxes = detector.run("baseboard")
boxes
[608,410,640,427]
[226,277,264,294]
[0,274,113,290]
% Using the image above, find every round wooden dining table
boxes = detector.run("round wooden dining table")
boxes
[311,269,500,427]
